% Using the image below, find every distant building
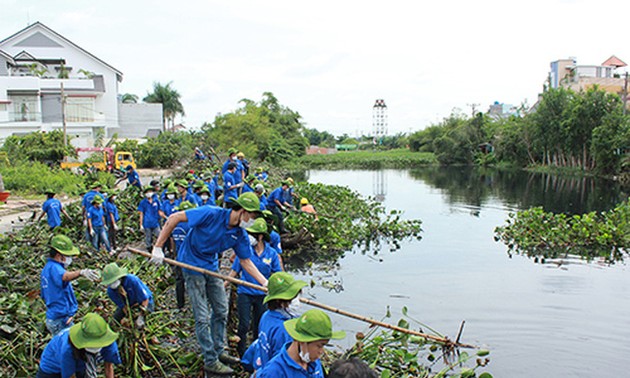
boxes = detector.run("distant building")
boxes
[549,55,628,95]
[487,101,520,119]
[306,145,336,155]
[0,22,162,146]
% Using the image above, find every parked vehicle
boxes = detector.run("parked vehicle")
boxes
[61,148,135,176]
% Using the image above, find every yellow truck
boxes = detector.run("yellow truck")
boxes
[61,147,136,174]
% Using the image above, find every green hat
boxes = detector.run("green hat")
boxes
[90,181,102,189]
[228,147,238,155]
[186,173,195,180]
[198,185,210,195]
[264,272,307,304]
[281,180,292,188]
[175,200,197,211]
[101,262,128,286]
[212,165,220,171]
[69,313,119,349]
[165,184,177,195]
[193,180,205,189]
[51,234,80,256]
[255,167,263,173]
[176,179,188,188]
[91,195,104,204]
[163,178,173,187]
[142,185,154,193]
[246,218,270,242]
[44,188,56,195]
[284,309,346,342]
[229,192,261,213]
[245,174,256,183]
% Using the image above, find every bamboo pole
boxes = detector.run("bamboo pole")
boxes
[126,247,475,348]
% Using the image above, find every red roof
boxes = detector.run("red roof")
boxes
[602,55,627,68]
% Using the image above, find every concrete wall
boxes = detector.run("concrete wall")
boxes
[114,102,163,139]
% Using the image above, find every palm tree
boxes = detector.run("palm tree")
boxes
[120,93,139,104]
[143,82,185,131]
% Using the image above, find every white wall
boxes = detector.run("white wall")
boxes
[114,102,163,139]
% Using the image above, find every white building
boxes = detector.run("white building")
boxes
[0,22,162,147]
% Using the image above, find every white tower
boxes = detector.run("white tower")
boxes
[372,99,388,144]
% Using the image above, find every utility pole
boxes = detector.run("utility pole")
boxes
[623,72,628,116]
[467,103,480,117]
[61,82,67,158]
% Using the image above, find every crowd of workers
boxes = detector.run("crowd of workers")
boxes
[35,147,379,378]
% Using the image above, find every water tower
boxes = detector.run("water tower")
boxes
[372,99,388,144]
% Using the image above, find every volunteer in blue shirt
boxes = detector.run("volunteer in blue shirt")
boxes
[170,201,196,309]
[223,162,244,209]
[262,210,284,268]
[82,181,105,242]
[256,184,269,210]
[243,175,257,193]
[36,312,121,378]
[227,218,282,357]
[41,235,99,335]
[255,166,269,182]
[123,165,142,189]
[176,179,199,206]
[160,184,180,219]
[101,262,154,326]
[138,185,161,251]
[267,181,292,234]
[150,192,269,376]
[87,196,111,254]
[258,309,346,378]
[198,186,215,207]
[38,189,70,229]
[242,272,307,373]
[104,190,121,251]
[237,151,250,177]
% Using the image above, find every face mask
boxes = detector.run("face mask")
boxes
[145,192,154,199]
[63,256,73,268]
[288,295,301,315]
[167,194,175,200]
[110,279,121,289]
[110,196,116,202]
[298,343,311,363]
[240,217,255,229]
[248,234,258,247]
[84,347,102,354]
[200,194,209,201]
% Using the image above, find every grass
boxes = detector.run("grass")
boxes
[296,149,438,169]
[0,161,86,196]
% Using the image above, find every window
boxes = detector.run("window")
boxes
[66,97,95,122]
[10,95,38,121]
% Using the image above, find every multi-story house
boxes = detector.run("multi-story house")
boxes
[549,55,628,96]
[0,22,162,147]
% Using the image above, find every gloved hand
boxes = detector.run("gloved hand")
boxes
[83,219,87,227]
[140,225,144,232]
[80,269,100,282]
[237,182,245,188]
[113,224,119,231]
[135,315,145,328]
[104,225,109,231]
[150,246,164,265]
[90,229,95,237]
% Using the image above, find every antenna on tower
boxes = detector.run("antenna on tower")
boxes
[372,99,388,147]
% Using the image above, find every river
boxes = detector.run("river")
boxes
[299,167,630,377]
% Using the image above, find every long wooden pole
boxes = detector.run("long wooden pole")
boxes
[126,247,474,348]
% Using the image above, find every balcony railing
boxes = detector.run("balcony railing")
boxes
[7,112,41,122]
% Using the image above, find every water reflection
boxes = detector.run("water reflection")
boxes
[409,167,627,214]
[373,170,387,201]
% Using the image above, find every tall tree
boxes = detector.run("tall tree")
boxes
[120,93,138,103]
[143,82,185,131]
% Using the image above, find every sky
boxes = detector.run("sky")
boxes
[1,0,629,136]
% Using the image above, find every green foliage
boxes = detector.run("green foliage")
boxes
[0,130,76,165]
[494,200,630,262]
[298,149,437,169]
[137,132,195,168]
[114,139,140,158]
[304,128,336,147]
[0,161,85,195]
[202,92,308,164]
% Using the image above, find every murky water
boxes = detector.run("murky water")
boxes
[301,167,630,377]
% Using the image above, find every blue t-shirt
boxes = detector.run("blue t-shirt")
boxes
[137,198,161,228]
[270,231,283,255]
[107,274,153,309]
[243,184,255,194]
[82,190,104,212]
[223,171,238,204]
[127,170,141,188]
[42,198,63,228]
[232,242,281,296]
[172,221,191,252]
[179,191,200,206]
[87,205,105,227]
[267,187,286,209]
[105,201,120,222]
[41,259,78,321]
[242,310,295,371]
[258,341,324,378]
[177,206,253,274]
[283,188,294,206]
[161,199,181,218]
[38,328,121,377]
